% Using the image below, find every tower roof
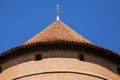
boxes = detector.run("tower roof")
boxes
[0,20,120,63]
[23,20,93,45]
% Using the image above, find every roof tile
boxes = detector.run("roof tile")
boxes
[23,20,93,45]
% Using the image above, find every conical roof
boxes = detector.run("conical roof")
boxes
[23,20,93,45]
[0,20,120,64]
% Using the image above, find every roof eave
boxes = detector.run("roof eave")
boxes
[0,41,120,61]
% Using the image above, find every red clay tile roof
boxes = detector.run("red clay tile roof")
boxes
[23,20,93,45]
[0,20,120,62]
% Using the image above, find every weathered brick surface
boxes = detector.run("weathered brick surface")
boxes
[1,49,118,73]
[17,73,103,80]
[0,58,119,80]
[0,49,119,80]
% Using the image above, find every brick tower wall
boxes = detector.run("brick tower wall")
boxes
[0,49,120,80]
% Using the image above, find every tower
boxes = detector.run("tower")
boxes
[0,6,120,79]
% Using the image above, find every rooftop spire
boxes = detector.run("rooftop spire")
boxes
[56,5,63,20]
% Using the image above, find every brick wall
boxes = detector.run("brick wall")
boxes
[0,58,119,80]
[0,49,119,73]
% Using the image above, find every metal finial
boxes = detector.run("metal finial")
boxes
[56,5,63,20]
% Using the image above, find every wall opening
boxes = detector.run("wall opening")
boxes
[79,54,84,61]
[117,66,120,74]
[35,54,42,61]
[0,67,2,73]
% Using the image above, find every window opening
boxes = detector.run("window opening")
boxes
[0,67,2,73]
[117,66,120,74]
[35,54,42,61]
[79,54,84,61]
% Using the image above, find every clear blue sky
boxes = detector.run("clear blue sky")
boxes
[0,0,120,54]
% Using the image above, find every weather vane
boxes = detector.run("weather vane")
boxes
[56,5,64,20]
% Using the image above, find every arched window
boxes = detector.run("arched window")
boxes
[35,54,42,61]
[79,54,84,61]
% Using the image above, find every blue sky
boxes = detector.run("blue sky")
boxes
[0,0,120,54]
